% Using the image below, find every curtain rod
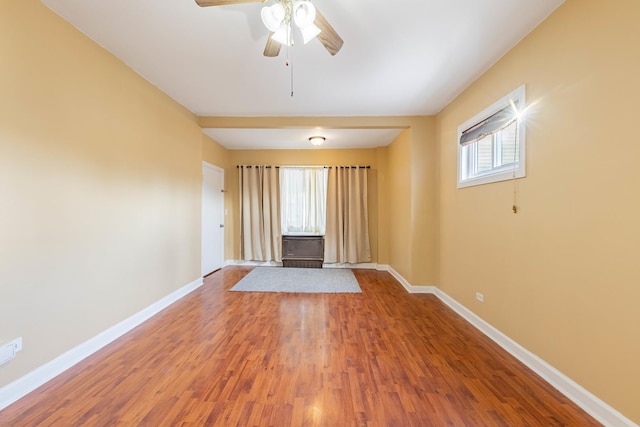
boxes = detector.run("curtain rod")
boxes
[236,165,370,169]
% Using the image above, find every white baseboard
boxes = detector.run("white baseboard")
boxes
[0,277,203,411]
[322,262,378,269]
[384,265,437,294]
[386,268,636,427]
[225,260,380,270]
[225,260,283,267]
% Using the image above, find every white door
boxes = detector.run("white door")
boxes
[202,162,224,276]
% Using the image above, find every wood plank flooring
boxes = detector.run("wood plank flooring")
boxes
[0,267,600,426]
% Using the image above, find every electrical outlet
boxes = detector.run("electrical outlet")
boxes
[0,344,14,365]
[1,337,22,355]
[0,337,21,366]
[476,292,484,302]
[14,337,23,352]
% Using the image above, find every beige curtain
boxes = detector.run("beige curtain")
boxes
[325,166,371,264]
[239,166,281,262]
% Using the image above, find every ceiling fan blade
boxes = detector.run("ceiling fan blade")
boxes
[195,0,264,7]
[314,8,344,56]
[264,33,282,57]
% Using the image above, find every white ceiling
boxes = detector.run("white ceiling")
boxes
[40,0,564,149]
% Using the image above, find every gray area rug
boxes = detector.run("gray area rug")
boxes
[230,267,362,293]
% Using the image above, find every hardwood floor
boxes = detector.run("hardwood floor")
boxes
[0,267,600,426]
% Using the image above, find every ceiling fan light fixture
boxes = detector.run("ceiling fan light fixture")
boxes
[261,3,286,32]
[300,23,321,44]
[293,1,316,28]
[309,136,325,146]
[271,25,292,46]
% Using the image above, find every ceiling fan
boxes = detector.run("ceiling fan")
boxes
[195,0,344,57]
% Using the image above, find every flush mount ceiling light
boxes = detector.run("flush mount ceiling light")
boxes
[195,0,343,57]
[309,136,325,146]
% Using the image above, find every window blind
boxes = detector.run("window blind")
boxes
[459,100,519,146]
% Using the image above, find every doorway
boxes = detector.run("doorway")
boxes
[202,162,224,276]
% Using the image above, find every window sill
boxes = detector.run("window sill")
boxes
[458,169,525,189]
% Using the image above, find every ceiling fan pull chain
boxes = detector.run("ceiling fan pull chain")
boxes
[290,44,294,97]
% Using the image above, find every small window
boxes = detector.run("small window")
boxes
[457,85,525,188]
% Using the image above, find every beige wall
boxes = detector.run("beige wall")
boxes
[375,147,390,265]
[409,117,438,286]
[385,118,438,287]
[0,1,202,387]
[387,130,412,280]
[202,134,229,169]
[436,0,640,422]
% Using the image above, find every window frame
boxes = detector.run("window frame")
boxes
[457,85,526,188]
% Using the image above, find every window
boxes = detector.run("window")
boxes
[280,167,328,235]
[458,85,525,188]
